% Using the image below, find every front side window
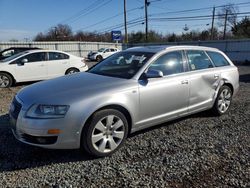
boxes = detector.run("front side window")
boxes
[48,52,69,60]
[206,51,230,67]
[186,50,214,71]
[19,52,46,63]
[88,51,154,79]
[148,51,184,76]
[98,48,105,52]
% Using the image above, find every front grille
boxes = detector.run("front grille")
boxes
[10,97,22,119]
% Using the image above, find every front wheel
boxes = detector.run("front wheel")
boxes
[0,73,13,88]
[81,109,128,157]
[212,85,232,115]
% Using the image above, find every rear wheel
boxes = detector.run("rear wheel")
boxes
[212,85,232,115]
[65,68,79,75]
[81,109,128,157]
[0,73,13,88]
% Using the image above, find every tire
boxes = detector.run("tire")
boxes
[96,55,103,62]
[81,109,128,157]
[211,85,232,116]
[65,68,80,75]
[0,73,13,88]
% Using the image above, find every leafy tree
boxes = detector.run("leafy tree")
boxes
[232,17,250,38]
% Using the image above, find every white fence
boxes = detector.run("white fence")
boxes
[125,39,250,63]
[1,39,250,62]
[0,42,122,58]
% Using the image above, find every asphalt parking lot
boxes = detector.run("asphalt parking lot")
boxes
[0,65,249,187]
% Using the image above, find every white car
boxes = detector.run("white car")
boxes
[87,47,120,62]
[0,50,88,88]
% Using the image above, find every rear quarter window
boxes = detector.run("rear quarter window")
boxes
[206,51,230,67]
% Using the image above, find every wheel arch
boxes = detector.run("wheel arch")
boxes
[82,104,133,136]
[0,71,16,83]
[65,67,80,75]
[223,82,234,95]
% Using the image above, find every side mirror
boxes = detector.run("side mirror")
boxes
[19,58,28,66]
[145,69,164,78]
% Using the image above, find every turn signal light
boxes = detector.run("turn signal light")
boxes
[47,129,61,134]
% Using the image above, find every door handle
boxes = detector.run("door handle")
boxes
[181,80,188,84]
[39,64,45,67]
[214,74,219,79]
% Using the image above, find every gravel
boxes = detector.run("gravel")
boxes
[0,65,249,187]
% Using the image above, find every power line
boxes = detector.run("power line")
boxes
[75,6,143,32]
[91,1,250,35]
[59,0,103,24]
[59,0,113,25]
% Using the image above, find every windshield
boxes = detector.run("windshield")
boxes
[0,51,28,63]
[88,51,155,79]
[98,48,105,52]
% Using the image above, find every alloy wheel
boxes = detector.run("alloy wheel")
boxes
[0,75,10,88]
[218,88,231,113]
[91,115,125,153]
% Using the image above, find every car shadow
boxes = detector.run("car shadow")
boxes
[0,114,94,172]
[239,74,250,83]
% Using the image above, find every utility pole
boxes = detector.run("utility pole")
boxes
[223,9,228,40]
[145,0,149,42]
[210,6,215,40]
[124,0,128,43]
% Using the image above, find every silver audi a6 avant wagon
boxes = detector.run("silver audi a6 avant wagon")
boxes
[9,46,239,157]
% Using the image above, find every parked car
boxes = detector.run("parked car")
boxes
[87,47,120,62]
[9,46,239,157]
[0,47,40,60]
[0,50,88,87]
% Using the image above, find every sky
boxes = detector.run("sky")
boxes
[0,0,250,41]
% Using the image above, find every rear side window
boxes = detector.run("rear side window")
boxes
[149,51,184,76]
[49,52,69,60]
[206,51,230,67]
[186,50,214,71]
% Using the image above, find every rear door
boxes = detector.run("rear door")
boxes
[47,52,70,78]
[185,50,221,112]
[14,52,47,81]
[102,48,113,59]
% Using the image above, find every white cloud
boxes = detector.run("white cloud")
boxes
[0,29,33,42]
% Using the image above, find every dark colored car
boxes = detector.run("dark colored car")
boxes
[0,47,40,60]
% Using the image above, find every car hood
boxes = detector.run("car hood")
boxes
[17,72,133,109]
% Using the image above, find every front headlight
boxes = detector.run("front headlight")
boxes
[26,104,69,119]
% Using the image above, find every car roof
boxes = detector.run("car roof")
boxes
[125,45,220,53]
[0,47,39,53]
[23,49,70,54]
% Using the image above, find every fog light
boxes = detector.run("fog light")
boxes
[48,129,61,134]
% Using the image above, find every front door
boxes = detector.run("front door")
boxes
[14,52,47,82]
[138,50,189,127]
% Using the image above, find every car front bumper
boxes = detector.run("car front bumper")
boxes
[9,99,81,149]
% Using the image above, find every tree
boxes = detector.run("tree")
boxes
[232,17,250,38]
[34,24,73,41]
[217,4,239,39]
